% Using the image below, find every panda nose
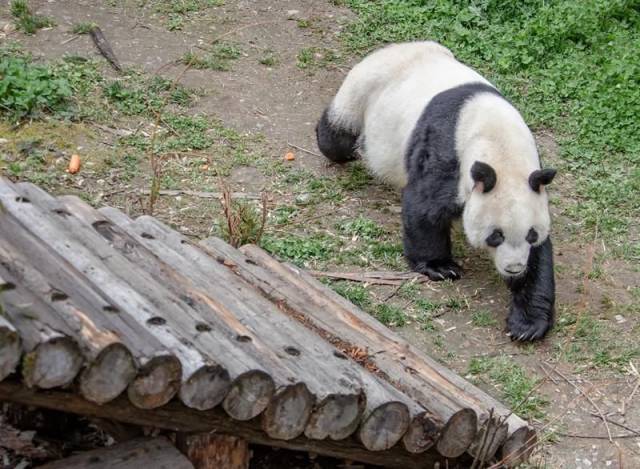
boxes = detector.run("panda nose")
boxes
[505,263,526,275]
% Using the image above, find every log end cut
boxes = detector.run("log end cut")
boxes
[179,364,231,411]
[304,392,365,441]
[402,410,443,454]
[222,370,276,421]
[128,355,182,409]
[23,337,83,389]
[358,401,410,452]
[500,425,537,467]
[261,383,314,440]
[79,343,137,404]
[435,408,478,458]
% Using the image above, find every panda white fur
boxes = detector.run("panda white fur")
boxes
[316,41,557,341]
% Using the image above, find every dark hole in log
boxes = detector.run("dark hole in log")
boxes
[147,317,166,326]
[50,289,69,301]
[195,322,212,332]
[285,346,301,357]
[15,196,30,203]
[215,256,225,264]
[333,351,348,360]
[53,208,71,216]
[245,258,257,265]
[236,335,252,343]
[141,232,155,239]
[180,239,188,244]
[92,220,116,241]
[88,455,101,463]
[103,305,120,313]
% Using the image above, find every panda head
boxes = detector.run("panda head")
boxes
[462,161,556,279]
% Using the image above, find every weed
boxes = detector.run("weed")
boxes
[471,310,498,327]
[259,50,279,67]
[219,191,267,248]
[330,282,372,310]
[0,57,71,119]
[71,22,97,35]
[261,233,340,266]
[374,303,406,326]
[11,0,54,34]
[297,19,311,29]
[468,356,547,419]
[296,47,340,71]
[181,43,242,71]
[336,216,384,240]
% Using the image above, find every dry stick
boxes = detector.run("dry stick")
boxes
[554,432,639,440]
[139,189,262,200]
[286,142,322,158]
[470,408,494,469]
[89,26,122,72]
[588,413,640,437]
[308,270,430,286]
[543,363,613,443]
[622,362,640,416]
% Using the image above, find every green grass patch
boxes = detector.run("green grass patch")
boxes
[328,281,407,326]
[471,310,498,328]
[71,22,97,35]
[11,0,54,34]
[181,43,242,71]
[336,216,384,240]
[261,233,340,265]
[340,0,640,245]
[0,57,71,120]
[296,47,341,71]
[468,355,547,419]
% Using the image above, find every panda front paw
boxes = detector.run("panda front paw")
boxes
[506,305,552,341]
[410,259,462,281]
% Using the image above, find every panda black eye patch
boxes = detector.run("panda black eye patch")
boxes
[526,228,539,244]
[486,229,504,247]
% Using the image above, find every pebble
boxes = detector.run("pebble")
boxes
[295,193,312,205]
[286,9,300,19]
[614,314,626,323]
[0,138,8,145]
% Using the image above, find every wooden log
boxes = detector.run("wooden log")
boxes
[0,267,83,389]
[0,381,454,469]
[234,244,533,460]
[0,184,182,408]
[44,196,276,420]
[198,241,489,458]
[0,228,136,404]
[0,313,20,381]
[0,180,204,409]
[116,213,430,448]
[38,437,194,469]
[176,434,250,469]
[95,210,372,443]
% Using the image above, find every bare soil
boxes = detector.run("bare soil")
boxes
[1,1,639,468]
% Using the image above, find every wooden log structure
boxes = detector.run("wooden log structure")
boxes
[0,178,537,468]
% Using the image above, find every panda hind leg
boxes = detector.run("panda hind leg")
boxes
[315,108,359,163]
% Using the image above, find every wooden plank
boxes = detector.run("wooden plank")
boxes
[0,381,454,469]
[38,437,193,469]
[0,179,206,409]
[176,434,250,469]
[0,312,21,381]
[233,244,534,461]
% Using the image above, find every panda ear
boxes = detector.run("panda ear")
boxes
[470,161,496,193]
[529,168,556,193]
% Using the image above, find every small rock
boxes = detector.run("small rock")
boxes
[286,9,300,20]
[615,314,626,323]
[0,138,8,145]
[295,193,312,205]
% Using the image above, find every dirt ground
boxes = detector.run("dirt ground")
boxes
[1,1,639,468]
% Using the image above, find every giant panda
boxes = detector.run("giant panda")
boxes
[316,41,556,341]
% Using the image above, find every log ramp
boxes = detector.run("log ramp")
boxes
[0,178,536,468]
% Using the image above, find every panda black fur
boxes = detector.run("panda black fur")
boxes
[316,41,557,341]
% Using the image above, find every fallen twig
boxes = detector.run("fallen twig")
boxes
[308,270,430,286]
[589,412,640,436]
[89,26,122,72]
[61,34,80,45]
[542,362,613,443]
[139,189,262,200]
[622,362,640,416]
[554,431,639,440]
[286,142,322,158]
